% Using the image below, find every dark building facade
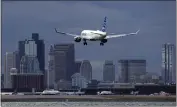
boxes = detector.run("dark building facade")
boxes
[118,60,129,83]
[1,74,4,88]
[11,73,44,90]
[18,41,25,63]
[103,60,115,82]
[52,43,75,81]
[18,33,45,72]
[118,60,146,83]
[75,61,82,73]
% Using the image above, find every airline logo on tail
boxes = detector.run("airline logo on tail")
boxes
[101,16,107,32]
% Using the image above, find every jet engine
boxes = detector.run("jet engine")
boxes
[74,37,81,42]
[101,39,108,43]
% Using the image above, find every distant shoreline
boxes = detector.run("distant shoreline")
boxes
[1,95,176,102]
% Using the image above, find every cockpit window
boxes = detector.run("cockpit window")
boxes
[82,33,86,36]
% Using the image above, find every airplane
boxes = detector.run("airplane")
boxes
[97,91,114,95]
[55,17,140,46]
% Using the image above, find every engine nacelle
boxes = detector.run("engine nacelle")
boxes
[101,39,108,43]
[74,37,81,42]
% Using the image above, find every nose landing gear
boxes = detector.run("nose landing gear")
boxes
[100,42,104,46]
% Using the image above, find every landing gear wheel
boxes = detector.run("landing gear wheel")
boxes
[83,42,87,45]
[100,42,104,46]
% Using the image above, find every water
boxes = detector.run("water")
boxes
[2,102,176,107]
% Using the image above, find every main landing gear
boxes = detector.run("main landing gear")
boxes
[100,42,104,46]
[83,39,87,45]
[83,42,87,45]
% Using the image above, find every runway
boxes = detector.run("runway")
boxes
[2,95,176,102]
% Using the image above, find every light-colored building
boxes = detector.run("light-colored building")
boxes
[20,55,40,73]
[71,73,87,88]
[54,80,72,90]
[4,52,18,88]
[25,40,37,56]
[103,60,115,82]
[139,72,160,83]
[47,45,55,88]
[80,60,92,81]
[118,60,146,83]
[162,43,176,84]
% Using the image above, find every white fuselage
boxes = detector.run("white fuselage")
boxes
[81,30,107,40]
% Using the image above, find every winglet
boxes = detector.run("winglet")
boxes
[135,29,140,34]
[55,28,58,33]
[55,28,65,34]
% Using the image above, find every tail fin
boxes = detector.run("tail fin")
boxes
[101,16,107,32]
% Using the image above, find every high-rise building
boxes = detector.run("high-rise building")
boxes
[20,55,41,73]
[25,40,37,56]
[118,60,146,83]
[33,33,45,72]
[1,74,4,88]
[13,51,20,72]
[75,61,82,73]
[18,41,25,63]
[103,60,115,82]
[80,60,92,81]
[4,52,18,88]
[18,33,45,72]
[48,45,55,88]
[118,60,129,83]
[162,43,176,84]
[50,43,75,82]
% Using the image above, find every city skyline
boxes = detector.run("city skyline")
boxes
[2,1,176,79]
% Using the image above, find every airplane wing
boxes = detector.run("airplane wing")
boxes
[55,28,80,37]
[106,29,140,39]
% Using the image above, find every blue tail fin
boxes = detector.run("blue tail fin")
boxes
[101,16,107,32]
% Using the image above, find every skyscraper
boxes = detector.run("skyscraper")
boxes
[75,61,82,73]
[162,43,176,84]
[50,43,75,82]
[18,33,45,72]
[80,60,92,81]
[1,74,4,88]
[4,52,18,88]
[118,60,146,83]
[13,51,20,72]
[103,60,115,82]
[20,39,41,73]
[25,40,37,56]
[33,33,45,72]
[118,60,129,83]
[48,45,55,88]
[18,41,25,62]
[20,55,40,73]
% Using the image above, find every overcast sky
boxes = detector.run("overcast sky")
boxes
[2,1,176,80]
